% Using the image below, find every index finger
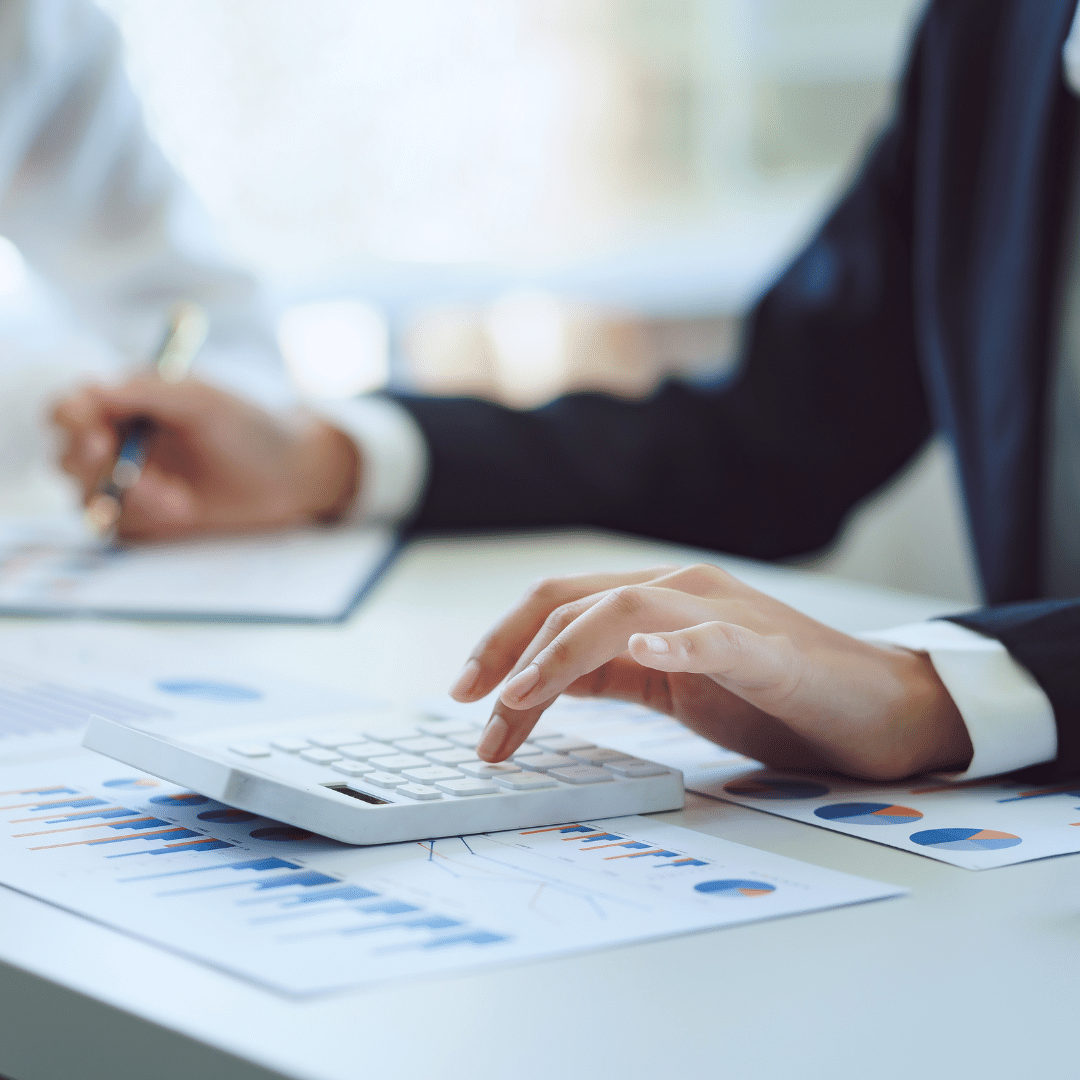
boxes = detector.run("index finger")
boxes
[449,566,678,703]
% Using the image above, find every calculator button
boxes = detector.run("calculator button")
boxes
[392,736,454,753]
[367,753,428,772]
[331,761,373,777]
[568,748,628,765]
[397,783,442,801]
[514,752,574,772]
[400,765,462,783]
[364,771,407,788]
[435,778,498,796]
[492,772,558,791]
[228,744,271,758]
[548,765,614,785]
[458,761,520,778]
[269,737,310,753]
[299,748,341,765]
[336,741,391,760]
[532,736,595,753]
[425,748,481,765]
[307,730,365,748]
[447,729,484,748]
[603,759,670,778]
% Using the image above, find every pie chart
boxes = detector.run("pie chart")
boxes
[695,879,776,898]
[723,775,830,800]
[910,828,1021,851]
[815,802,923,826]
[156,679,262,703]
[249,826,313,842]
[149,792,210,807]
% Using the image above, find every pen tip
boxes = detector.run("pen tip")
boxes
[85,493,121,537]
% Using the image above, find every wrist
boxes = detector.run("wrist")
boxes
[882,646,973,777]
[294,422,360,524]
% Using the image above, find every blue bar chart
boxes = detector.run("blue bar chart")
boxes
[0,756,902,995]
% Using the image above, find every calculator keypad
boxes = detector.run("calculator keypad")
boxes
[223,718,675,806]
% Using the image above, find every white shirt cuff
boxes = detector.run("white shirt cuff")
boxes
[858,621,1057,781]
[310,396,429,526]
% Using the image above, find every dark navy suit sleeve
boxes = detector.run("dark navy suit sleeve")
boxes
[385,1,1080,778]
[388,18,933,560]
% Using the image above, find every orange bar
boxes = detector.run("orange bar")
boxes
[13,817,156,839]
[577,841,642,850]
[28,826,192,851]
[603,849,665,860]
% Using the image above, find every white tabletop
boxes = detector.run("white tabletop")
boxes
[0,531,1070,1080]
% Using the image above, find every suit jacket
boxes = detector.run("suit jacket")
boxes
[391,0,1080,777]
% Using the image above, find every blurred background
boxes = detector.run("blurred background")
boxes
[0,0,982,604]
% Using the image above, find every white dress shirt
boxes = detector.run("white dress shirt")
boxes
[0,0,291,412]
[1,0,1071,778]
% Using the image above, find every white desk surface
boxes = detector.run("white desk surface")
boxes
[0,531,1071,1080]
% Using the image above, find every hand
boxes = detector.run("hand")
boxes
[450,564,972,781]
[52,377,359,541]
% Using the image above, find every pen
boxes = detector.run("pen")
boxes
[84,301,209,538]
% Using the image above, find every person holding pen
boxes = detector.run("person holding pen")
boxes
[52,0,1080,785]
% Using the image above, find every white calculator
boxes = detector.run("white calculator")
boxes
[83,707,684,845]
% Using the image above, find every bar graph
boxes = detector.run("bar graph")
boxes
[30,826,203,850]
[0,759,897,995]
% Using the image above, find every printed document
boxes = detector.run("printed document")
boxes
[709,767,1080,870]
[0,518,395,622]
[0,753,904,996]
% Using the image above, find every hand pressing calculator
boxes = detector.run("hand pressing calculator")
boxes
[83,707,684,845]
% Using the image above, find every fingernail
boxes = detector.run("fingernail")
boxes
[643,634,669,654]
[449,658,481,700]
[477,715,509,760]
[503,664,540,703]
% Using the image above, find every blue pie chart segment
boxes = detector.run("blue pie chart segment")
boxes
[910,828,1022,851]
[695,879,776,898]
[815,802,923,826]
[156,679,263,703]
[149,792,210,807]
[723,775,830,800]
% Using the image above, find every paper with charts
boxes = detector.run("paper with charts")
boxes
[0,518,395,622]
[707,767,1080,870]
[0,755,903,996]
